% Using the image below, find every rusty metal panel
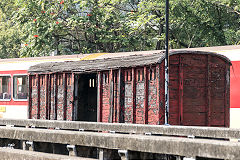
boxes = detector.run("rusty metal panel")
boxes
[124,69,133,123]
[135,68,145,124]
[66,73,73,121]
[148,66,158,125]
[39,75,47,119]
[56,73,64,120]
[102,71,110,123]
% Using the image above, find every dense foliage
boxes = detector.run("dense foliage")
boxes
[0,0,239,58]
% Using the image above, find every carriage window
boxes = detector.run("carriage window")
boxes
[0,76,11,100]
[13,75,28,100]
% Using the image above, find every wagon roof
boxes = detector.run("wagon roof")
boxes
[28,50,231,74]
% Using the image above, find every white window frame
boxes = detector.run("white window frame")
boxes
[0,74,12,101]
[12,74,28,101]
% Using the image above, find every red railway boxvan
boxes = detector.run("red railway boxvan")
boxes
[28,50,231,127]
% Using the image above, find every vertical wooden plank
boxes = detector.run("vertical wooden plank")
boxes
[45,74,49,119]
[97,72,103,122]
[50,74,55,120]
[224,65,230,127]
[207,55,211,126]
[109,69,114,123]
[48,74,52,120]
[132,68,136,123]
[63,73,67,120]
[114,72,118,123]
[144,66,148,124]
[71,73,75,121]
[179,55,184,125]
[28,74,32,119]
[118,69,125,123]
[159,63,165,124]
[37,74,40,119]
[156,65,160,124]
[54,73,58,120]
[118,69,121,123]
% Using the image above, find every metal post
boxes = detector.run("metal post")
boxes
[165,0,170,125]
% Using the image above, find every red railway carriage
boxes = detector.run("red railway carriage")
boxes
[28,50,231,127]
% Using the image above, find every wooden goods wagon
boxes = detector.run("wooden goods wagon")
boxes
[28,50,231,127]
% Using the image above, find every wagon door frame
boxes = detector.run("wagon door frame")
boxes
[73,73,98,122]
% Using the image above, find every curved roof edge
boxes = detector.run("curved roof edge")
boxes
[167,50,232,65]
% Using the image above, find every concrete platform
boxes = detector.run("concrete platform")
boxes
[0,126,240,159]
[0,147,95,160]
[1,118,240,139]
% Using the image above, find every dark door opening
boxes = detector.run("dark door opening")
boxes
[74,74,97,122]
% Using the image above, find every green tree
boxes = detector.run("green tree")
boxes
[3,0,144,57]
[0,0,22,58]
[0,0,239,58]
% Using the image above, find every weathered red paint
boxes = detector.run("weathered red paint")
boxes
[28,75,32,119]
[63,73,67,120]
[144,66,148,124]
[118,69,124,123]
[54,74,58,120]
[45,74,49,119]
[68,73,74,121]
[179,56,183,125]
[37,74,40,119]
[207,55,211,126]
[156,64,160,125]
[97,72,103,122]
[109,69,114,123]
[113,71,119,123]
[225,66,230,127]
[28,53,230,127]
[132,68,136,123]
[159,63,165,124]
